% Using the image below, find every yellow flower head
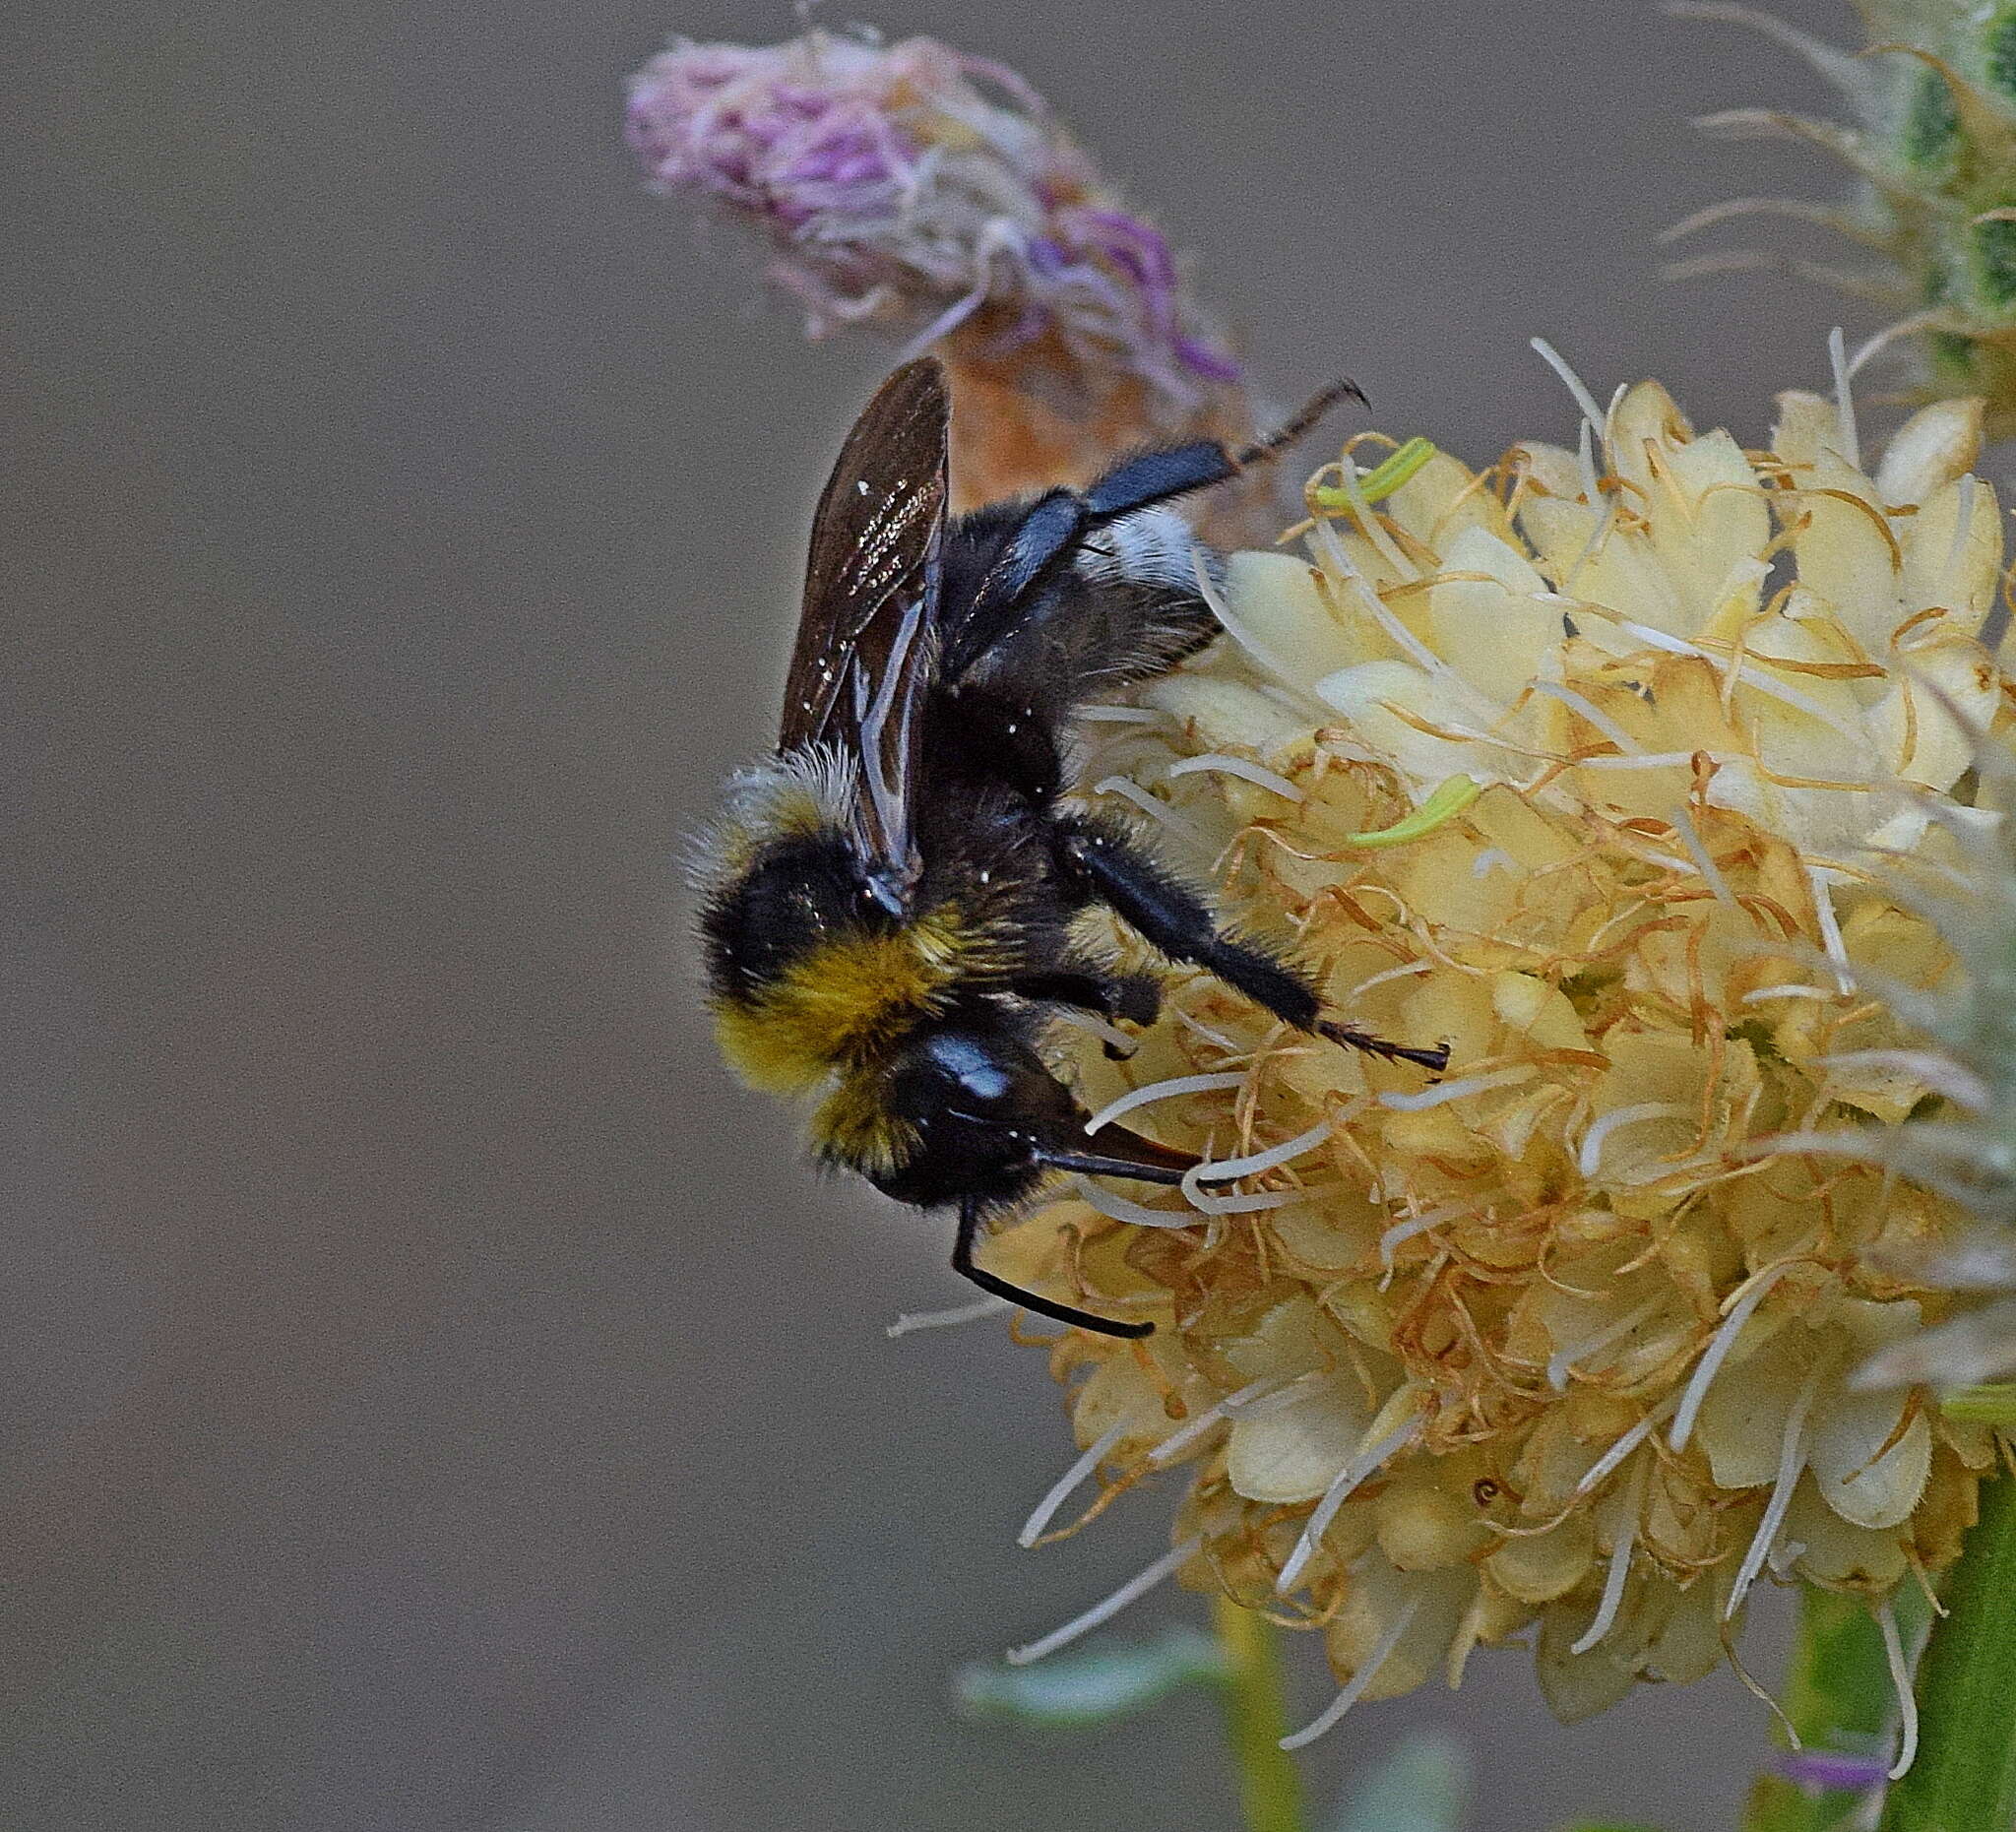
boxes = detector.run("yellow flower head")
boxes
[988,353,2011,1730]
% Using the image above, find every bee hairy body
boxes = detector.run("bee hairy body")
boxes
[696,360,1444,1338]
[701,697,1130,1192]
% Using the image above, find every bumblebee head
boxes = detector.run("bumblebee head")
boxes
[817,1013,1202,1212]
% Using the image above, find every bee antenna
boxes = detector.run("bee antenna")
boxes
[1233,379,1368,469]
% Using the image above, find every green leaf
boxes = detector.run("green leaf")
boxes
[1881,1473,2016,1832]
[1325,1730,1472,1832]
[952,1624,1224,1730]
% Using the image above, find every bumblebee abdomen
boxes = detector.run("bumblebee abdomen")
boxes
[702,813,1016,1098]
[709,919,965,1091]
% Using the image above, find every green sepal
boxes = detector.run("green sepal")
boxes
[1325,1730,1472,1832]
[952,1624,1225,1729]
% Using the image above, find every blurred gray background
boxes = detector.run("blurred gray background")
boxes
[6,1,1869,1827]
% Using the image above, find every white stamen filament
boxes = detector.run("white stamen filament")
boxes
[1083,1070,1246,1137]
[1003,1536,1204,1666]
[1184,1185,1312,1217]
[1813,1049,1990,1113]
[1280,1592,1423,1750]
[1165,754,1304,801]
[1878,1598,1920,1780]
[1171,1005,1242,1052]
[1018,1421,1127,1548]
[1533,679,1645,755]
[895,215,1024,356]
[1181,1120,1334,1203]
[1472,847,1517,878]
[1092,774,1217,849]
[1727,1353,1834,1618]
[860,592,919,745]
[1577,416,1603,508]
[1672,804,1738,907]
[1076,704,1168,725]
[1670,1260,1797,1453]
[1561,493,1621,593]
[1228,1368,1334,1420]
[1732,662,1869,742]
[1349,958,1433,997]
[1149,1374,1289,1467]
[1547,1295,1665,1393]
[854,592,926,861]
[1379,1066,1533,1112]
[1330,454,1414,578]
[1306,519,1454,680]
[1808,866,1857,993]
[1572,1462,1647,1654]
[1072,1178,1203,1230]
[1576,749,1714,770]
[1531,337,1609,448]
[1742,983,1834,1003]
[1050,1008,1137,1054]
[1380,1202,1468,1270]
[1623,619,1712,658]
[1188,545,1324,698]
[1848,316,1907,378]
[1577,1393,1682,1497]
[1578,1102,1690,1179]
[1277,1413,1422,1595]
[1828,326,1860,472]
[886,1295,1014,1339]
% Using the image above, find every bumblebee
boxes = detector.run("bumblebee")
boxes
[697,359,1445,1338]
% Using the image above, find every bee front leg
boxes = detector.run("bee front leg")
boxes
[1051,813,1448,1072]
[1008,965,1161,1058]
[1006,967,1161,1028]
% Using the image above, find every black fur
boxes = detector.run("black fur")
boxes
[709,366,1443,1337]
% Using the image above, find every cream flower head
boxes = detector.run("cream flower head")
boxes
[986,347,2009,1737]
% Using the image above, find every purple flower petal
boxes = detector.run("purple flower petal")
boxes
[626,31,1238,402]
[1775,1750,1891,1792]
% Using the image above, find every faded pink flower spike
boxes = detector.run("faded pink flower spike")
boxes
[625,30,1259,510]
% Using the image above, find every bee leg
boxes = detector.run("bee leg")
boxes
[1076,381,1366,521]
[951,1199,1154,1340]
[1008,968,1162,1028]
[1006,967,1161,1058]
[1053,815,1449,1073]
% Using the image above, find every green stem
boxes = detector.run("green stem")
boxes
[1743,1588,1900,1832]
[1213,1594,1309,1832]
[1882,1473,2016,1832]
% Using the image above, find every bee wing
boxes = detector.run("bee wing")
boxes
[781,359,949,905]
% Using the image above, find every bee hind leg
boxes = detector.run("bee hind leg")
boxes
[1052,814,1448,1073]
[952,1199,1153,1339]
